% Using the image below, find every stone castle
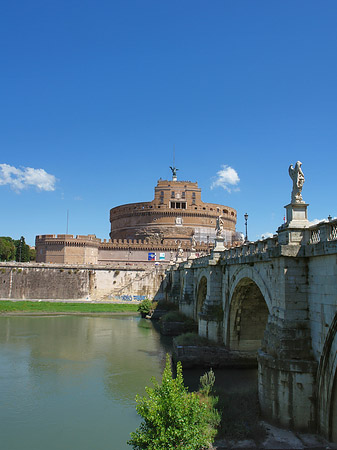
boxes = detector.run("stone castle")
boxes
[36,169,241,265]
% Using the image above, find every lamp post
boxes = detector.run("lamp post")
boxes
[244,213,249,243]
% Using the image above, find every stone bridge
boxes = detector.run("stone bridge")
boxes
[165,199,337,442]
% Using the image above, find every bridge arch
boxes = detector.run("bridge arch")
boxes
[317,311,337,442]
[228,266,273,313]
[227,266,272,352]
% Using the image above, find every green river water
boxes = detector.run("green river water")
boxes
[0,315,256,450]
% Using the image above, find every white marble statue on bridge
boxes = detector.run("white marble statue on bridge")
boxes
[289,161,305,204]
[215,215,224,238]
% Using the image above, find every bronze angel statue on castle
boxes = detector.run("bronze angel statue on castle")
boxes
[289,161,305,204]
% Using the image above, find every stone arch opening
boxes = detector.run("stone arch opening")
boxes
[330,374,337,442]
[317,311,337,442]
[228,277,269,352]
[196,276,207,317]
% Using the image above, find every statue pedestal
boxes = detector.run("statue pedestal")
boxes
[277,203,309,245]
[285,202,309,226]
[188,251,196,261]
[213,237,226,252]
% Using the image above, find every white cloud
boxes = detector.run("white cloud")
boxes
[211,165,240,192]
[0,163,57,192]
[260,232,274,240]
[308,219,323,226]
[308,217,336,226]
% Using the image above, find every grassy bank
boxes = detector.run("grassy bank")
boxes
[0,301,139,314]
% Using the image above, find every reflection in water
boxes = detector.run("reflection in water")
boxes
[0,315,256,450]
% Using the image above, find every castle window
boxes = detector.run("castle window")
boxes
[171,191,175,198]
[182,192,185,199]
[192,194,196,205]
[170,201,186,209]
[223,209,228,214]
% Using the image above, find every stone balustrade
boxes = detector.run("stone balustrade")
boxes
[308,219,337,245]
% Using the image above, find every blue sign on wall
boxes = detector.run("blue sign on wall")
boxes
[148,252,156,261]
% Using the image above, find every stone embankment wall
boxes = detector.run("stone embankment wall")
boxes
[0,262,166,301]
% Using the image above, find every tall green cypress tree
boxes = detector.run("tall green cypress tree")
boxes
[14,236,30,262]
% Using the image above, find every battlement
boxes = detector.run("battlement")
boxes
[156,179,199,188]
[36,234,101,245]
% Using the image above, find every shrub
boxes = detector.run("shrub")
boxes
[155,299,178,311]
[128,355,220,450]
[161,311,197,332]
[160,311,186,322]
[137,298,153,315]
[174,332,219,347]
[199,368,215,397]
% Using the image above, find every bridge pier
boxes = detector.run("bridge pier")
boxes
[258,350,317,430]
[198,265,224,343]
[170,266,181,305]
[256,250,318,431]
[179,264,196,317]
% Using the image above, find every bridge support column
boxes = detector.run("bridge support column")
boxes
[179,266,195,318]
[170,267,181,305]
[256,250,318,431]
[199,267,223,343]
[258,350,317,430]
[258,314,318,431]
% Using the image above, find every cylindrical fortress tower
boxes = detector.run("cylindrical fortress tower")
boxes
[110,174,237,245]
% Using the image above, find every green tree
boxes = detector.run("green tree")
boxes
[14,236,30,262]
[128,355,219,450]
[29,247,36,261]
[0,237,15,261]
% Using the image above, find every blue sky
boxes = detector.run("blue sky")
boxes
[1,0,336,246]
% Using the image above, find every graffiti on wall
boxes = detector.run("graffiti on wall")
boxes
[111,294,147,302]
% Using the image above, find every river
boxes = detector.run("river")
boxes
[0,315,256,450]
